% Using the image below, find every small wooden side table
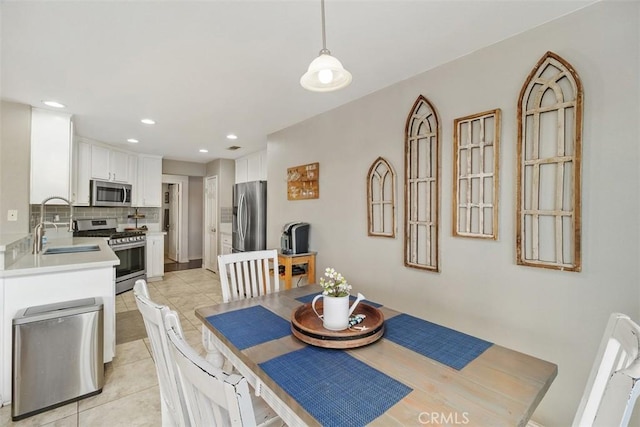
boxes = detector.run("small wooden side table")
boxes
[278,251,317,290]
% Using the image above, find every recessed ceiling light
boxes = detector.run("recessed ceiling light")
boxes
[127,138,139,143]
[42,100,65,108]
[226,134,238,140]
[199,149,209,153]
[141,118,156,125]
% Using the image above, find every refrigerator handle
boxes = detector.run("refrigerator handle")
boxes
[241,194,249,241]
[238,193,245,241]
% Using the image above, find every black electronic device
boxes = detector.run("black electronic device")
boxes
[280,222,310,254]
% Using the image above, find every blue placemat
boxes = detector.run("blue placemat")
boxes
[296,292,383,308]
[384,314,492,370]
[259,346,412,426]
[205,305,290,350]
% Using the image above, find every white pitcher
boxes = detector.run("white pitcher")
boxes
[311,292,365,331]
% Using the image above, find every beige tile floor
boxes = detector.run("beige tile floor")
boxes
[0,268,223,427]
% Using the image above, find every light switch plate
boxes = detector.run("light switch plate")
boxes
[7,210,18,221]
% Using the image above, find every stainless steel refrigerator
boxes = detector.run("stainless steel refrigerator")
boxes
[232,180,267,252]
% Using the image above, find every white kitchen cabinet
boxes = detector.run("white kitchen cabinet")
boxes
[30,108,73,204]
[221,233,232,255]
[247,150,266,182]
[146,233,165,281]
[71,139,91,206]
[128,153,138,204]
[136,155,162,207]
[235,157,248,183]
[235,150,266,183]
[90,145,129,183]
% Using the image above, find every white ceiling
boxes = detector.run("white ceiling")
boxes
[1,0,593,163]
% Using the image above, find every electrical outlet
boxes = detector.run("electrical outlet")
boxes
[7,210,18,221]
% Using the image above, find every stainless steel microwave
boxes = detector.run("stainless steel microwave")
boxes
[91,180,132,207]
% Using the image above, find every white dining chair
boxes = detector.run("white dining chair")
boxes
[217,249,280,303]
[572,312,640,427]
[164,310,282,427]
[203,250,280,368]
[531,312,640,426]
[133,279,188,427]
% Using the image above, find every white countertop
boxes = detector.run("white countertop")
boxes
[0,237,120,278]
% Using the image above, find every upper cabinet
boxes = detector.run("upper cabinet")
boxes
[91,144,129,183]
[30,108,73,204]
[70,138,161,208]
[71,139,91,206]
[235,150,267,183]
[135,155,162,207]
[128,153,138,204]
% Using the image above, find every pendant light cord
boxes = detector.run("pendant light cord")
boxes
[320,0,329,54]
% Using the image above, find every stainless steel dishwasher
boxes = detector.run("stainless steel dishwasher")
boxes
[12,298,104,421]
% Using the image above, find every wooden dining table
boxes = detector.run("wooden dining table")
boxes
[196,285,557,426]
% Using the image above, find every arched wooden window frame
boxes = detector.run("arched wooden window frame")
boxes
[517,51,583,271]
[367,157,396,238]
[404,95,440,271]
[453,109,501,240]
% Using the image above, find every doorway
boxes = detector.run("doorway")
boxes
[164,183,180,262]
[161,174,190,265]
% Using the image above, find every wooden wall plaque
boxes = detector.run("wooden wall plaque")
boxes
[287,162,319,200]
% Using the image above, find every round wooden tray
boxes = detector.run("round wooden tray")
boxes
[290,301,384,349]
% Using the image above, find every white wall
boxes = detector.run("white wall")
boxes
[267,3,639,425]
[0,101,31,234]
[162,159,206,177]
[188,176,203,260]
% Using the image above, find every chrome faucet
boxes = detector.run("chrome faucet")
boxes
[33,196,74,254]
[32,221,58,254]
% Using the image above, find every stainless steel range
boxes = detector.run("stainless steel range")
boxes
[74,218,146,294]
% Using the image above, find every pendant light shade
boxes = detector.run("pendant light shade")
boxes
[300,0,352,92]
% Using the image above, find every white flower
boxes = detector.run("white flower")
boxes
[319,267,350,297]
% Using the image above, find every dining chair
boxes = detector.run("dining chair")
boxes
[203,250,280,368]
[572,312,640,427]
[133,279,188,427]
[217,249,280,303]
[164,310,282,427]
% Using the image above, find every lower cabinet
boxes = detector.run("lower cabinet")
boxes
[221,233,232,255]
[146,233,165,281]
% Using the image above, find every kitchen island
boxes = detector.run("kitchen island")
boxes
[0,236,119,406]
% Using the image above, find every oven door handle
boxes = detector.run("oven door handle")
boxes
[112,241,146,251]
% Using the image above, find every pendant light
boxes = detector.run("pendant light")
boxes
[300,0,352,92]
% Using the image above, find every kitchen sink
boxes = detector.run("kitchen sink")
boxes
[43,244,101,255]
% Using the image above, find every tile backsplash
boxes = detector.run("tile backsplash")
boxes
[220,206,233,224]
[1,235,32,269]
[30,206,161,230]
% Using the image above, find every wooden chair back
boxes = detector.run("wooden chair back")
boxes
[164,311,259,427]
[573,313,640,426]
[217,250,279,303]
[133,279,188,427]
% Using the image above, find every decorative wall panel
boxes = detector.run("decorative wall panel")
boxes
[367,157,396,237]
[453,109,501,239]
[404,95,440,271]
[517,51,583,271]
